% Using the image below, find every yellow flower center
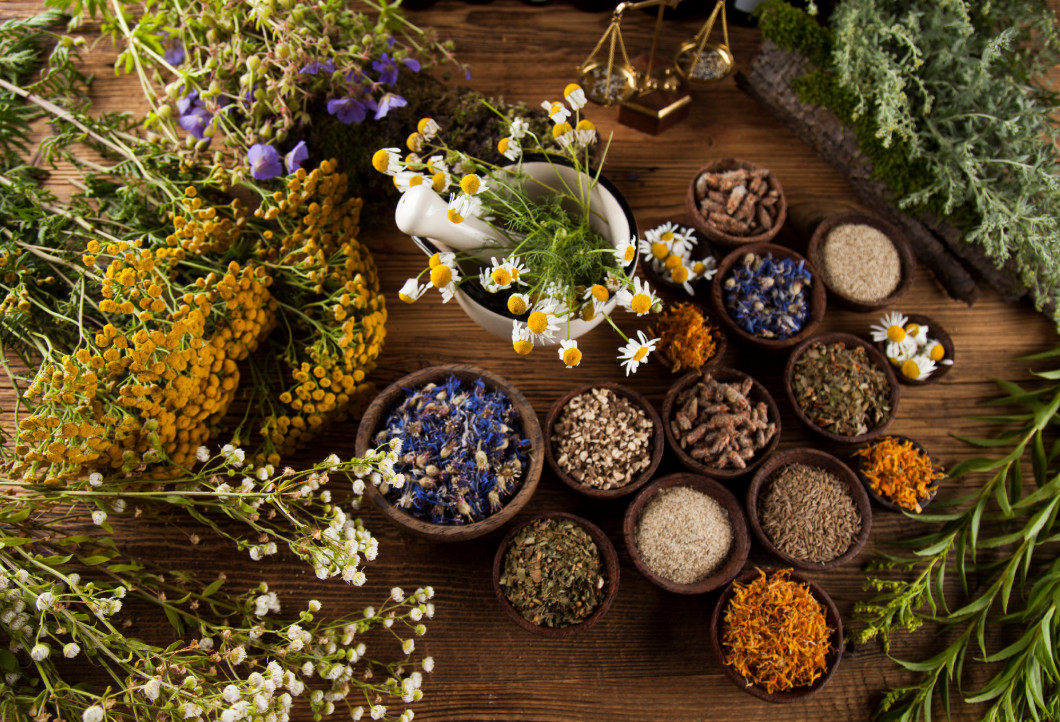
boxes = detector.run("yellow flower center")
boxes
[431,172,446,192]
[446,208,464,224]
[406,132,422,152]
[651,242,669,260]
[632,346,649,361]
[459,174,480,195]
[886,325,906,343]
[563,83,582,98]
[408,175,423,187]
[693,261,706,274]
[429,253,443,268]
[576,119,595,132]
[513,339,533,355]
[664,253,682,270]
[550,102,564,116]
[527,311,549,335]
[581,304,597,321]
[430,265,452,288]
[671,265,689,283]
[498,137,511,154]
[507,295,528,315]
[929,343,946,362]
[591,284,609,303]
[901,359,920,379]
[905,323,920,337]
[630,293,651,315]
[399,292,417,304]
[417,117,435,134]
[661,231,674,242]
[562,347,582,367]
[371,149,391,173]
[491,268,512,286]
[552,122,572,139]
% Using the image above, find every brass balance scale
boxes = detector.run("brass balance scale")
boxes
[576,0,733,133]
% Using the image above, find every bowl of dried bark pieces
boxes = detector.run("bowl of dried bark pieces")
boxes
[544,383,665,500]
[686,158,787,249]
[661,367,781,481]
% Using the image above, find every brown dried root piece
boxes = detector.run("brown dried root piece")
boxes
[671,372,776,469]
[694,166,779,236]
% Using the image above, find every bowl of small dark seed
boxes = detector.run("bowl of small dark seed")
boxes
[354,364,544,542]
[493,512,620,637]
[784,333,900,445]
[545,383,665,500]
[746,448,872,571]
[686,158,787,249]
[711,243,827,352]
[807,211,915,313]
[623,473,751,594]
[661,367,781,481]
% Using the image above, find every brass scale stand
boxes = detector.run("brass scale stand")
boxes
[576,0,733,133]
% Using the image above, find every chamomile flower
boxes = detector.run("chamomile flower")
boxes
[670,262,695,295]
[398,279,427,304]
[446,193,481,224]
[505,257,529,285]
[498,136,521,161]
[900,355,937,381]
[904,321,929,345]
[551,121,574,146]
[507,292,531,315]
[605,270,624,292]
[512,323,534,355]
[614,236,637,266]
[459,174,487,196]
[393,171,426,193]
[558,339,582,368]
[690,256,717,281]
[525,309,559,343]
[371,147,402,175]
[564,83,587,110]
[638,236,668,262]
[574,119,597,147]
[618,331,659,375]
[924,339,952,364]
[541,100,571,125]
[616,277,659,316]
[428,251,455,269]
[428,258,461,303]
[487,257,515,289]
[885,338,917,366]
[870,311,910,343]
[583,283,610,315]
[417,117,440,141]
[509,117,529,139]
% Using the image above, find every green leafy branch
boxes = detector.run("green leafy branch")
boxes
[853,346,1060,722]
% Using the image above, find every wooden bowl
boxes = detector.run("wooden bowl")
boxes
[851,434,941,513]
[746,448,872,570]
[544,383,664,500]
[686,158,787,249]
[784,332,900,445]
[623,473,750,594]
[874,313,955,386]
[710,568,844,702]
[710,243,826,352]
[354,365,543,542]
[651,305,728,374]
[661,367,781,481]
[492,512,620,637]
[807,211,915,313]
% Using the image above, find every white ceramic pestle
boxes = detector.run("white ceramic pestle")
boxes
[394,184,503,253]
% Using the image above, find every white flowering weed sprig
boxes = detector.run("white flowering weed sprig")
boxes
[375,84,664,371]
[0,446,436,722]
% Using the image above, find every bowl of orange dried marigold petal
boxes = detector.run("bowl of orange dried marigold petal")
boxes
[710,568,843,702]
[852,435,944,513]
[648,301,727,373]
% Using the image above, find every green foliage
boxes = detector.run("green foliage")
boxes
[756,0,831,66]
[853,347,1060,721]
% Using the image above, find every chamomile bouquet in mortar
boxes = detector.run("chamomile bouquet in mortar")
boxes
[373,84,684,374]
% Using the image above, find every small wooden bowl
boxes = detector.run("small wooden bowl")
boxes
[710,243,827,352]
[710,568,844,702]
[784,332,900,445]
[851,434,941,513]
[492,512,620,637]
[686,158,787,249]
[544,383,665,500]
[652,307,728,374]
[661,367,781,481]
[354,365,543,542]
[746,448,872,570]
[623,473,750,594]
[807,212,915,313]
[874,313,956,386]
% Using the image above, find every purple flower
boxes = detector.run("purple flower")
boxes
[284,140,309,174]
[164,40,184,66]
[248,143,283,180]
[178,107,211,139]
[374,92,407,120]
[326,97,368,125]
[176,90,199,117]
[403,57,421,73]
[299,59,335,76]
[372,53,399,86]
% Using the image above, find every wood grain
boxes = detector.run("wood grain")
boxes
[5,1,1060,720]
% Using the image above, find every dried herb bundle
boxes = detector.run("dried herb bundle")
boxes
[854,347,1060,721]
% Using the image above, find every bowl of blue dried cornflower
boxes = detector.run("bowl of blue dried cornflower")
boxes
[355,365,544,542]
[710,243,826,352]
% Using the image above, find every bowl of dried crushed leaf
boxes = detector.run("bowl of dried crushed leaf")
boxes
[647,301,727,374]
[852,434,944,513]
[710,567,843,702]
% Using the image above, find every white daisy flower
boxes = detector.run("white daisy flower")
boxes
[616,277,659,316]
[613,235,637,266]
[583,283,610,315]
[416,117,440,141]
[498,136,521,162]
[525,309,559,344]
[904,321,929,346]
[371,147,402,176]
[573,119,597,147]
[428,257,461,304]
[564,83,587,111]
[506,292,531,316]
[486,257,515,290]
[690,256,717,282]
[870,311,910,343]
[508,117,529,139]
[397,278,427,304]
[446,193,482,225]
[511,323,534,355]
[924,339,952,364]
[393,170,427,193]
[541,100,571,125]
[478,267,502,293]
[617,331,659,375]
[900,355,937,381]
[557,339,582,368]
[885,338,918,366]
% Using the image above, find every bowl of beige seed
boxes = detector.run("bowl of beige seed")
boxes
[807,211,915,313]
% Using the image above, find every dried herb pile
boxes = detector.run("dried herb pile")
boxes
[649,302,721,372]
[854,436,944,513]
[792,342,892,436]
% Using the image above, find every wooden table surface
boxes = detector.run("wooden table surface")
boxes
[6,1,1058,720]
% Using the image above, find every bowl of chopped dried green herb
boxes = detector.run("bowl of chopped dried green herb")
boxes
[661,367,781,480]
[783,333,900,445]
[492,512,620,638]
[710,568,843,702]
[686,158,787,249]
[623,473,750,594]
[647,301,727,374]
[807,211,915,313]
[355,364,543,542]
[746,449,872,570]
[852,435,944,513]
[545,383,664,500]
